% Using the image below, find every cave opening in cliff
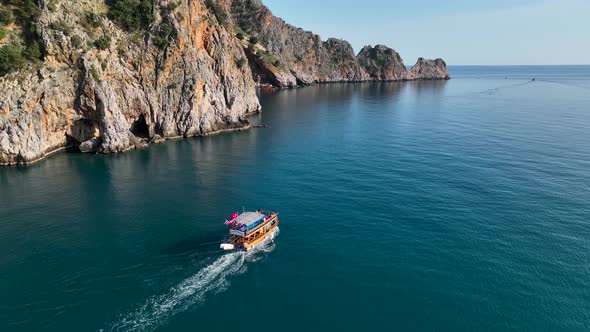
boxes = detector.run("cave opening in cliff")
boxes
[131,114,150,138]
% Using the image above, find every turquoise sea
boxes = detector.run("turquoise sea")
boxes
[1,66,590,331]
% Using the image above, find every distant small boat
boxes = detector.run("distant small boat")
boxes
[220,210,279,251]
[260,86,277,93]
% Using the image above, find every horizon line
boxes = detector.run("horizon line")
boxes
[444,64,590,67]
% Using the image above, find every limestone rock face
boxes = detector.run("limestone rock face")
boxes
[408,58,451,80]
[227,0,369,86]
[0,0,260,165]
[356,45,409,81]
[79,137,101,153]
[225,0,449,87]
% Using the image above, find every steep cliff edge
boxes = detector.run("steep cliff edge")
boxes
[0,0,449,166]
[227,0,367,86]
[0,0,260,165]
[225,0,449,87]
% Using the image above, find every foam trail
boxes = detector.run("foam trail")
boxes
[104,228,279,332]
[106,253,242,332]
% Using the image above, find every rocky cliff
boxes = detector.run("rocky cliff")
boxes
[357,45,410,81]
[408,57,451,80]
[225,0,449,87]
[0,0,449,166]
[0,0,260,165]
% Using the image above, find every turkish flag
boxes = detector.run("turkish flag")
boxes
[230,212,238,220]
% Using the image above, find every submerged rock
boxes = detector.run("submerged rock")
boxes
[79,137,101,153]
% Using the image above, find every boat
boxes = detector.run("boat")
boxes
[259,85,277,93]
[220,210,279,252]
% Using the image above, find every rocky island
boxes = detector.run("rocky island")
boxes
[0,0,449,166]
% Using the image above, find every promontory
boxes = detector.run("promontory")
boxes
[0,0,449,165]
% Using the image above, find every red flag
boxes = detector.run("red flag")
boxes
[230,212,238,220]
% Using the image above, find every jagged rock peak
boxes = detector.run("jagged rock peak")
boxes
[408,57,450,80]
[356,45,409,80]
[225,0,449,86]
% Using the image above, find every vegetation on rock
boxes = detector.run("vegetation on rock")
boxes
[106,1,178,51]
[0,5,14,25]
[205,0,228,25]
[0,1,44,76]
[235,57,246,68]
[152,2,178,50]
[0,42,26,76]
[107,0,154,31]
[94,34,112,50]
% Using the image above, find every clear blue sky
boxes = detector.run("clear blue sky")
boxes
[263,0,590,65]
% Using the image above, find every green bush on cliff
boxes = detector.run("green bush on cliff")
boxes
[2,0,39,27]
[152,20,176,49]
[204,0,228,26]
[0,42,26,76]
[106,0,179,51]
[71,35,83,49]
[0,5,15,25]
[47,0,58,11]
[0,1,44,77]
[107,0,154,31]
[94,34,112,50]
[235,57,246,68]
[23,39,41,60]
[2,0,41,43]
[80,11,103,30]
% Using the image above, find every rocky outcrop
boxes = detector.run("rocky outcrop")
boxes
[0,0,260,165]
[227,0,368,86]
[356,45,409,81]
[225,0,449,87]
[408,57,451,80]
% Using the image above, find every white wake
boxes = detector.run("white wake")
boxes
[104,228,279,332]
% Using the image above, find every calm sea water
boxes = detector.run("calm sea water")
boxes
[1,66,590,332]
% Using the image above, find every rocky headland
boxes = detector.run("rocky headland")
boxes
[0,0,449,166]
[226,0,449,86]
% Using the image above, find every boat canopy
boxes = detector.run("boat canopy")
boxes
[233,211,266,230]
